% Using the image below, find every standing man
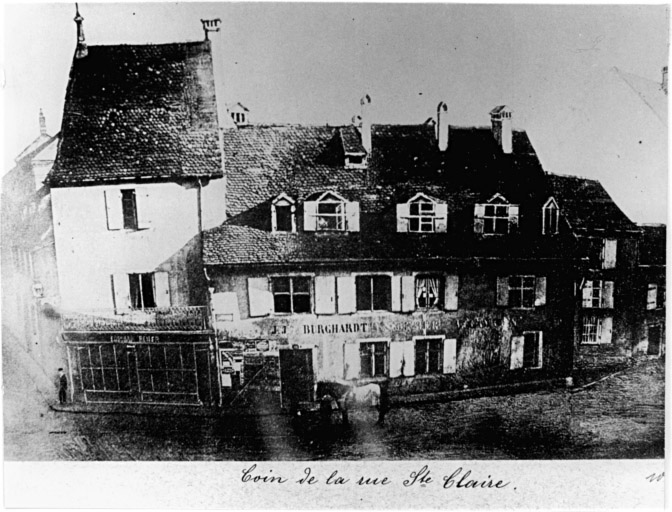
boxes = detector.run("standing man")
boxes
[57,368,67,404]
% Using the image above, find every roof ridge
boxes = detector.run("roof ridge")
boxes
[87,40,208,49]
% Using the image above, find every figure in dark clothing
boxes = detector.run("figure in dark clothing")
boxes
[58,368,67,404]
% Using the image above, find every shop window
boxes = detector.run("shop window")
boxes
[581,315,613,344]
[356,275,392,311]
[510,331,543,369]
[415,275,444,309]
[414,337,443,374]
[647,283,658,310]
[542,197,559,235]
[359,341,388,378]
[497,276,546,308]
[474,194,519,235]
[271,193,296,232]
[581,279,614,309]
[271,276,311,314]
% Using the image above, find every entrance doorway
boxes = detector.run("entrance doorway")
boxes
[279,348,314,411]
[648,325,662,356]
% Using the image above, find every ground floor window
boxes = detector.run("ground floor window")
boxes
[523,332,542,369]
[414,337,443,374]
[360,341,388,377]
[581,315,613,344]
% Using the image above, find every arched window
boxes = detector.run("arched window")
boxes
[542,197,559,235]
[303,191,360,232]
[474,193,519,235]
[271,193,296,232]
[396,193,448,233]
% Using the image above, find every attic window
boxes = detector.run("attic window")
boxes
[303,191,360,232]
[397,193,448,233]
[542,198,559,235]
[231,111,247,125]
[474,194,519,235]
[271,193,296,233]
[345,154,367,169]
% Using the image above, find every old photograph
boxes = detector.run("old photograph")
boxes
[2,1,667,508]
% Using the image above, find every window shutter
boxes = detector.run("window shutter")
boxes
[599,317,613,344]
[343,343,361,379]
[303,201,317,231]
[435,203,448,232]
[336,276,356,314]
[603,281,614,309]
[389,341,405,378]
[136,188,152,229]
[111,274,130,312]
[537,332,544,368]
[534,276,547,307]
[154,271,171,308]
[401,276,415,312]
[402,340,415,376]
[391,275,402,312]
[211,292,240,322]
[474,204,485,234]
[602,239,617,269]
[315,276,336,314]
[496,277,509,306]
[104,190,123,230]
[582,281,592,308]
[508,205,519,232]
[510,335,524,369]
[396,204,410,232]
[444,275,459,310]
[247,277,273,317]
[345,202,360,232]
[443,338,457,374]
[271,204,277,232]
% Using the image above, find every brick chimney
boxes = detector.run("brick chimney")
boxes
[74,3,88,59]
[201,19,235,129]
[39,109,47,136]
[360,94,372,154]
[436,102,449,151]
[490,105,513,154]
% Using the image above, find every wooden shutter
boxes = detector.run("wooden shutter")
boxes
[345,201,360,232]
[508,205,519,232]
[271,204,278,232]
[211,292,240,322]
[401,275,415,312]
[496,277,509,306]
[315,276,336,314]
[435,203,448,232]
[111,274,130,312]
[443,338,457,374]
[136,188,152,229]
[396,203,410,232]
[474,204,485,234]
[537,332,544,368]
[599,317,613,344]
[154,271,171,307]
[510,335,524,369]
[104,190,123,230]
[582,281,592,308]
[336,276,356,314]
[602,239,617,269]
[534,276,547,307]
[303,201,317,231]
[343,343,360,379]
[444,275,459,310]
[603,281,614,308]
[389,341,405,377]
[402,340,415,376]
[391,275,402,312]
[247,277,273,317]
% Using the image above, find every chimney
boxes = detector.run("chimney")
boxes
[489,105,513,154]
[360,94,372,154]
[39,109,47,136]
[74,3,88,59]
[662,66,668,95]
[201,19,235,129]
[436,102,449,151]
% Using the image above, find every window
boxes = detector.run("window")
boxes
[346,154,366,168]
[317,201,345,230]
[542,198,559,235]
[397,193,448,233]
[356,275,392,311]
[510,331,543,369]
[271,194,296,232]
[231,111,247,125]
[303,191,359,232]
[121,190,138,230]
[271,276,311,314]
[360,341,388,378]
[415,275,444,309]
[647,284,658,310]
[581,280,614,309]
[415,337,443,374]
[474,194,519,235]
[497,276,545,308]
[129,273,156,309]
[601,239,617,269]
[581,315,613,344]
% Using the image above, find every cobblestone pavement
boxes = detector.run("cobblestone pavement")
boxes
[3,338,664,460]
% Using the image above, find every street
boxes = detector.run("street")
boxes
[3,340,664,461]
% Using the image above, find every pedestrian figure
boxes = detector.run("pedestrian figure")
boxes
[57,368,67,404]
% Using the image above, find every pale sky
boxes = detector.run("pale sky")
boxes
[2,2,669,223]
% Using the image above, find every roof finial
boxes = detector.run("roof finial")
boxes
[39,109,47,136]
[74,3,88,59]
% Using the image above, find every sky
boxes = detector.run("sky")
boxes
[2,2,669,223]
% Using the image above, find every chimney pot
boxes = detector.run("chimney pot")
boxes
[436,102,449,151]
[490,105,513,154]
[74,3,88,59]
[360,95,372,154]
[39,109,47,136]
[201,18,222,41]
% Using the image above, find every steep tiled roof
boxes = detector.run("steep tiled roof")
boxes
[48,41,222,187]
[638,224,666,266]
[339,125,366,154]
[547,174,638,234]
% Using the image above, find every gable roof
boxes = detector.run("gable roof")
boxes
[48,41,222,187]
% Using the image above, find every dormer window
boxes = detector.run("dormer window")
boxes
[227,102,250,127]
[542,198,559,235]
[271,193,296,233]
[474,193,519,235]
[303,191,360,232]
[346,154,367,168]
[232,112,246,125]
[397,193,448,233]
